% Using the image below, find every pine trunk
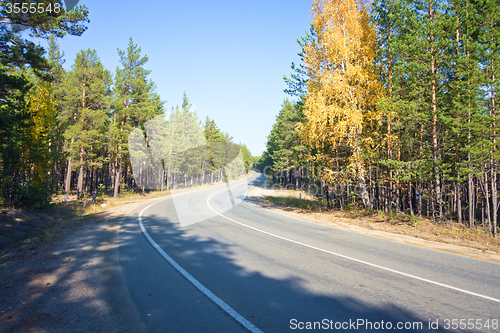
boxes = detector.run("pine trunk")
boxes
[77,146,84,199]
[492,166,498,236]
[114,160,121,198]
[483,170,492,231]
[468,164,474,227]
[65,158,72,196]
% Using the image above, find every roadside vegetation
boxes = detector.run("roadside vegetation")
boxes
[0,171,251,262]
[0,2,255,210]
[258,0,500,248]
[252,187,500,253]
[0,1,258,256]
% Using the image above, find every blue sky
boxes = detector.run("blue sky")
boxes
[32,0,313,156]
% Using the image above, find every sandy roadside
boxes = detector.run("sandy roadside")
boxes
[0,195,166,333]
[247,185,500,265]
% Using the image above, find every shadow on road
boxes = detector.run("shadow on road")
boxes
[0,189,457,332]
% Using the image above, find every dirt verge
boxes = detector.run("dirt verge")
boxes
[247,185,500,265]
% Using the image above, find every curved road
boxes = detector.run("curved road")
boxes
[114,172,500,332]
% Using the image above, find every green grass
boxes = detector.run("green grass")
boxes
[263,195,324,211]
[264,193,421,226]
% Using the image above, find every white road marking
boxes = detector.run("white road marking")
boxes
[138,201,263,333]
[207,190,500,305]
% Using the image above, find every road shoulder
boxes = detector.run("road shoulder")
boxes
[0,199,158,332]
[247,186,500,265]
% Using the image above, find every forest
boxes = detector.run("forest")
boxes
[262,0,499,236]
[0,1,253,208]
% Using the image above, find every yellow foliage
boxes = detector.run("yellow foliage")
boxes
[24,79,56,183]
[303,0,383,184]
[26,80,56,138]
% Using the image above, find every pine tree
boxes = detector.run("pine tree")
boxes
[111,38,164,197]
[46,33,67,192]
[478,0,500,235]
[238,144,252,174]
[264,99,307,188]
[0,1,89,206]
[284,25,317,99]
[444,0,484,226]
[204,116,224,183]
[178,93,208,185]
[375,0,454,219]
[63,49,111,198]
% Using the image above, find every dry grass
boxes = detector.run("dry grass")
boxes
[254,189,500,254]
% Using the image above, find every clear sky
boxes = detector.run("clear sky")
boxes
[31,0,313,156]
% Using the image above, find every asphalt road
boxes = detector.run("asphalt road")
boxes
[114,172,500,333]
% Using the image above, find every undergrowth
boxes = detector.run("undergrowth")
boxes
[261,192,500,252]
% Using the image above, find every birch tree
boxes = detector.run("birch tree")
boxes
[302,0,383,209]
